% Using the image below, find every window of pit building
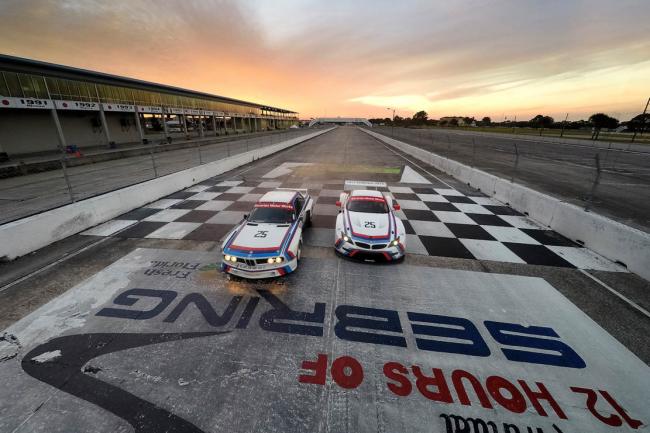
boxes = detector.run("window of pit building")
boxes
[2,72,23,97]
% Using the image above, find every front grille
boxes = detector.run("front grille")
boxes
[352,251,391,262]
[371,243,387,250]
[235,258,258,267]
[356,241,371,249]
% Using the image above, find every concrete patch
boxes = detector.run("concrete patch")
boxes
[1,248,647,433]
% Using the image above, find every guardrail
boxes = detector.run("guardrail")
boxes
[371,126,650,233]
[0,128,319,225]
[362,127,650,281]
[0,127,336,261]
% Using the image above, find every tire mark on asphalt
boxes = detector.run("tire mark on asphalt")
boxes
[22,332,230,433]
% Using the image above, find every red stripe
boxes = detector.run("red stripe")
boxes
[229,245,279,252]
[348,250,359,257]
[382,252,392,261]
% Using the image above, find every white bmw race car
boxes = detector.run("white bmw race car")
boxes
[334,189,406,261]
[221,189,313,279]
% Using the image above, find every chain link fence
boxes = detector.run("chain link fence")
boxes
[373,127,650,232]
[0,128,315,225]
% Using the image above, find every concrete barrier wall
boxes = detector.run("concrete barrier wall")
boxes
[0,128,334,261]
[361,128,650,281]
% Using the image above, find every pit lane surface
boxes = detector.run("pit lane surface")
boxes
[1,126,649,433]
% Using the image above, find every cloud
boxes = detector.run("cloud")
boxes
[1,0,649,119]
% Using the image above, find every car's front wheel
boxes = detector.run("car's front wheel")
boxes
[297,240,303,261]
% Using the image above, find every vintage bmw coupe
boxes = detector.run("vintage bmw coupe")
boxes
[221,189,313,278]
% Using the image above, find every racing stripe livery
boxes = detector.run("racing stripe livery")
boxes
[334,189,406,261]
[221,189,313,279]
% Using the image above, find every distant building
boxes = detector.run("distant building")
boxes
[308,117,371,127]
[0,55,298,159]
[439,116,476,127]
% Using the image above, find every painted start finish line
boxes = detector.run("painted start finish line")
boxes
[0,248,648,433]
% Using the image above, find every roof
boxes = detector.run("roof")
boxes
[258,190,297,204]
[350,190,384,198]
[0,54,296,114]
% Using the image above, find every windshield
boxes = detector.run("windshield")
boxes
[248,205,294,223]
[347,198,388,214]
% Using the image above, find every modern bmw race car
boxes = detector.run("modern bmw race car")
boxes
[221,189,313,279]
[334,189,406,261]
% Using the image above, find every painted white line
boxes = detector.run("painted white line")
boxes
[578,269,650,319]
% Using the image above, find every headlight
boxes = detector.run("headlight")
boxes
[267,257,284,264]
[391,239,400,247]
[267,258,275,264]
[341,232,350,242]
[224,254,231,261]
[229,256,237,262]
[275,257,283,263]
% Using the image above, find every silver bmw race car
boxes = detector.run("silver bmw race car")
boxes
[334,189,406,261]
[221,189,313,279]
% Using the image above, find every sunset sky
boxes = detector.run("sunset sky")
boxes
[1,0,649,121]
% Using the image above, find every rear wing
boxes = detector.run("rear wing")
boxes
[276,187,309,196]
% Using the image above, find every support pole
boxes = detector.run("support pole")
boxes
[511,143,519,183]
[181,113,188,138]
[134,110,145,143]
[198,114,204,138]
[94,85,112,146]
[212,114,217,136]
[50,108,75,202]
[162,109,169,140]
[632,97,649,143]
[560,113,568,138]
[585,153,602,211]
[42,65,74,202]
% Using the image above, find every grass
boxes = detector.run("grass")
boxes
[410,126,650,145]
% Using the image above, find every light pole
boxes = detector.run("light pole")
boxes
[387,107,395,137]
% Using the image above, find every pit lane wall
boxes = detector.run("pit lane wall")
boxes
[361,127,650,281]
[0,127,335,261]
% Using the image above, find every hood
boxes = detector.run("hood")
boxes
[230,223,290,253]
[347,211,391,239]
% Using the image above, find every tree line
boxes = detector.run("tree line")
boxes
[368,111,650,140]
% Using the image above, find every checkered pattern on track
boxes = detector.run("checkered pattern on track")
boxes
[82,178,623,272]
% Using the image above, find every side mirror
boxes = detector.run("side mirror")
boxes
[393,204,401,211]
[335,200,342,207]
[243,214,248,220]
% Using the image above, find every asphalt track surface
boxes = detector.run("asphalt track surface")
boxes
[373,126,650,232]
[0,127,649,433]
[0,129,314,225]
